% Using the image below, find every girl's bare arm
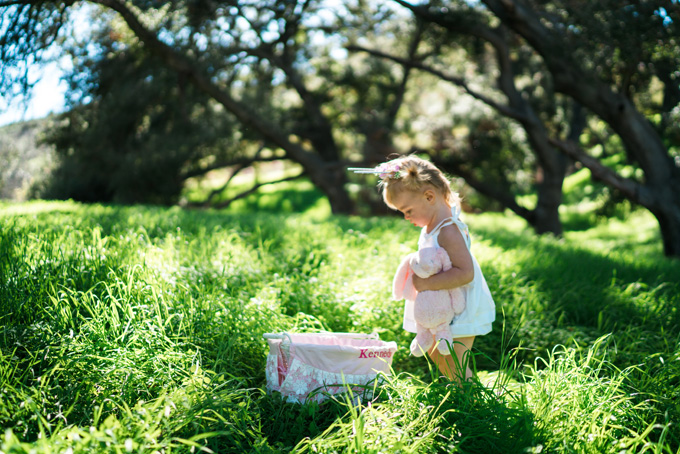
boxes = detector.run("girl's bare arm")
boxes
[412,224,473,291]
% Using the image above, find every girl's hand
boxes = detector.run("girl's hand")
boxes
[412,274,428,292]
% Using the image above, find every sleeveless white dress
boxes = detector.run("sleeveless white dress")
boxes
[402,206,496,338]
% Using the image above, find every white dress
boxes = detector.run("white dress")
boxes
[402,206,496,338]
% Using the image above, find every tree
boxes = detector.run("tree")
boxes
[2,0,432,213]
[1,0,346,212]
[350,2,581,234]
[389,0,680,256]
[41,30,242,204]
[489,0,680,257]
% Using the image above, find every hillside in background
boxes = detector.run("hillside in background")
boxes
[0,116,55,201]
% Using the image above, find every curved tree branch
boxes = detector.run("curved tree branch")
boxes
[199,144,267,206]
[479,0,673,183]
[347,44,529,123]
[548,138,652,206]
[90,0,326,172]
[363,3,570,233]
[181,155,285,180]
[429,154,536,224]
[88,0,353,213]
[386,19,424,128]
[212,172,306,209]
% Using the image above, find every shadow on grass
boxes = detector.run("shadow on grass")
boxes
[478,223,678,323]
[471,221,680,372]
[256,375,545,453]
[435,379,545,453]
[256,392,347,449]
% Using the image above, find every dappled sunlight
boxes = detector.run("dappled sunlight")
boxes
[0,199,80,217]
[566,210,663,254]
[0,203,678,453]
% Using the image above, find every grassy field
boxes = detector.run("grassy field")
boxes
[0,199,678,453]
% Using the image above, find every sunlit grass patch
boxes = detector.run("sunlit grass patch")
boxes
[523,337,676,454]
[0,201,678,453]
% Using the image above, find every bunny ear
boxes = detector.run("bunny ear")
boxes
[392,254,413,300]
[392,257,408,300]
[403,272,417,302]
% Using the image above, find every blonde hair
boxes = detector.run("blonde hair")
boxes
[378,156,461,210]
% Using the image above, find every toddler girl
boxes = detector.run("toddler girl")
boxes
[356,156,495,381]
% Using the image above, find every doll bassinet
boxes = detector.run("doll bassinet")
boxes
[263,332,398,403]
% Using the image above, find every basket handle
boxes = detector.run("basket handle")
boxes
[263,333,293,343]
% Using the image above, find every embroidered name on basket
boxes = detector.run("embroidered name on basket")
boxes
[358,349,393,359]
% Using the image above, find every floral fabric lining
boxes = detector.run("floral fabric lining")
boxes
[265,354,382,403]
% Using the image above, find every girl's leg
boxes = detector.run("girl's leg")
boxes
[428,336,475,383]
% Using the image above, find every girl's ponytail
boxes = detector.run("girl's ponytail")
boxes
[378,156,460,209]
[396,158,421,192]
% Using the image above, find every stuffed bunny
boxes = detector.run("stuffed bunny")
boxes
[393,247,466,356]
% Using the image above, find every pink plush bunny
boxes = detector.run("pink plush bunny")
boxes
[393,247,466,356]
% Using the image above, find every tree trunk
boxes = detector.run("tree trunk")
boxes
[534,162,567,235]
[603,107,680,256]
[308,166,354,214]
[652,192,680,257]
[631,170,680,257]
[522,104,575,235]
[95,0,355,214]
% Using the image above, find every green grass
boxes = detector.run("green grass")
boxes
[0,200,678,453]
